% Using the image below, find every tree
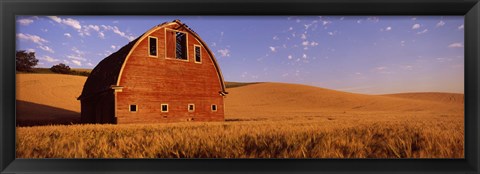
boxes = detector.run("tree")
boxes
[50,63,71,74]
[16,50,38,72]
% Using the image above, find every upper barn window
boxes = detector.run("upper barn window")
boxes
[148,36,158,57]
[194,45,201,63]
[166,29,188,60]
[175,32,187,60]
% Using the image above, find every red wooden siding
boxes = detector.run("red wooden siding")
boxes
[115,23,225,124]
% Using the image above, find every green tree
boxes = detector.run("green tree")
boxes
[16,50,38,72]
[50,63,71,74]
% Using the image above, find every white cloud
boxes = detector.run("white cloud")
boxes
[85,25,100,31]
[71,60,82,66]
[80,24,102,37]
[47,16,61,23]
[300,33,307,40]
[87,62,94,66]
[217,48,230,57]
[272,36,279,40]
[302,41,309,46]
[64,33,71,38]
[16,33,48,45]
[310,41,319,46]
[27,48,35,52]
[38,45,54,53]
[71,47,85,55]
[111,45,117,50]
[416,29,428,34]
[400,40,406,46]
[458,24,464,30]
[288,55,293,60]
[436,20,445,27]
[48,16,82,30]
[103,25,135,41]
[302,54,307,59]
[41,55,59,62]
[62,18,82,30]
[288,27,293,31]
[385,26,392,31]
[67,55,87,61]
[448,42,464,48]
[98,32,105,39]
[412,24,421,29]
[322,20,332,26]
[17,18,34,26]
[269,46,276,52]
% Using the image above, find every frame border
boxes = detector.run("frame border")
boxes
[1,0,479,173]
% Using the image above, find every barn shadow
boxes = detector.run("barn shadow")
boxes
[16,100,81,127]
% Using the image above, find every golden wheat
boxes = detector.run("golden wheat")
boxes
[16,114,463,158]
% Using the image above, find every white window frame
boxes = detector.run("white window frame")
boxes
[161,104,169,113]
[164,28,189,62]
[188,104,195,112]
[211,104,217,112]
[194,45,202,64]
[148,36,158,58]
[129,104,138,113]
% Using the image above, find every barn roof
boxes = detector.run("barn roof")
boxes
[78,20,227,100]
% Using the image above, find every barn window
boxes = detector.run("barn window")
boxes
[130,105,137,112]
[188,104,195,112]
[161,104,168,112]
[211,104,217,112]
[194,45,201,63]
[175,32,187,60]
[166,29,188,60]
[148,36,158,57]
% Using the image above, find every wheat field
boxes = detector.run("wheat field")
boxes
[15,74,464,158]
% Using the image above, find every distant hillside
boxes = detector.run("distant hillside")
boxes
[382,92,464,105]
[225,82,260,88]
[16,68,92,77]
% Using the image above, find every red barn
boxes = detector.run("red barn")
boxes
[77,20,228,124]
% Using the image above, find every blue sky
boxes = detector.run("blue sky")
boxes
[16,16,464,94]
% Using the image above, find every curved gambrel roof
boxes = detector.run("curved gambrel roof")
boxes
[78,20,227,100]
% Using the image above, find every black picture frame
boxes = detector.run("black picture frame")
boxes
[1,0,479,173]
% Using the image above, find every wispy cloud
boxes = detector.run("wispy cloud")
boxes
[17,18,34,26]
[436,20,445,27]
[48,16,81,30]
[71,60,82,66]
[416,29,428,34]
[458,24,464,30]
[412,24,421,30]
[380,26,392,31]
[41,55,59,63]
[16,33,48,45]
[269,46,276,52]
[217,48,231,57]
[67,55,87,61]
[101,25,135,41]
[448,42,463,48]
[64,33,71,38]
[38,45,54,53]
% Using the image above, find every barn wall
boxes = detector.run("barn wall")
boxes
[116,23,224,124]
[81,92,115,124]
